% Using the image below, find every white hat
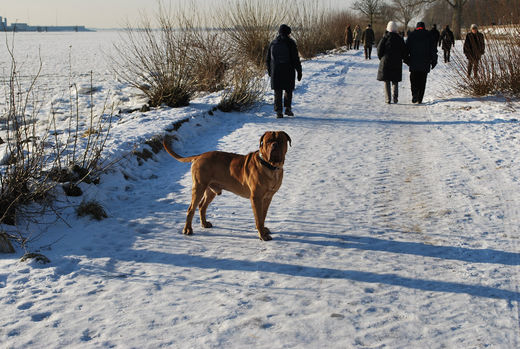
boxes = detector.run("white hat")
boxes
[386,21,397,33]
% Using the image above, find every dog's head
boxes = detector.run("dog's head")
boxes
[259,131,291,168]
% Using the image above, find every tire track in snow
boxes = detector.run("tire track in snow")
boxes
[291,52,520,346]
[109,51,520,348]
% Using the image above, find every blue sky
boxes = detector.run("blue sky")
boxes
[1,0,355,29]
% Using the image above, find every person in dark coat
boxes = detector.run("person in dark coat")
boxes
[404,21,437,104]
[463,24,485,77]
[361,24,375,59]
[266,24,302,118]
[439,25,455,63]
[345,25,353,49]
[430,24,440,46]
[377,21,407,104]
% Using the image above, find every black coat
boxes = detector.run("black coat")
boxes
[439,28,455,50]
[362,28,375,46]
[266,35,302,90]
[430,28,440,46]
[345,26,353,45]
[377,32,407,82]
[405,28,437,73]
[463,32,485,60]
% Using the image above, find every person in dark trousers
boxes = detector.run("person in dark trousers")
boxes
[353,25,362,50]
[430,24,440,47]
[361,24,375,59]
[405,22,437,104]
[377,21,407,104]
[463,24,485,78]
[439,25,455,62]
[345,25,353,49]
[266,24,302,118]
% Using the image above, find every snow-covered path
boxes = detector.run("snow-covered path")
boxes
[2,49,520,348]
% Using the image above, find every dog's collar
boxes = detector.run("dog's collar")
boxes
[258,152,281,171]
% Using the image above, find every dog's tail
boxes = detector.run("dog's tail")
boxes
[163,136,198,163]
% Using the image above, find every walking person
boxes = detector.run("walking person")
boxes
[377,21,407,104]
[463,24,485,78]
[345,25,353,50]
[430,24,440,46]
[266,24,302,118]
[353,24,362,50]
[361,24,375,59]
[404,21,438,104]
[439,25,455,63]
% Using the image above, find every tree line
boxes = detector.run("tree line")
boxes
[352,0,520,39]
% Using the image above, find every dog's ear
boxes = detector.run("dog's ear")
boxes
[282,131,292,147]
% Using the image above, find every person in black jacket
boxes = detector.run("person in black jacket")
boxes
[377,21,407,104]
[430,24,440,47]
[439,25,455,63]
[362,24,375,59]
[463,24,485,77]
[266,24,302,118]
[345,25,353,49]
[405,21,438,104]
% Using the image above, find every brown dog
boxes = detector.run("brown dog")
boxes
[163,131,291,241]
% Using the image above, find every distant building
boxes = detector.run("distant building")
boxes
[0,16,93,32]
[0,16,7,30]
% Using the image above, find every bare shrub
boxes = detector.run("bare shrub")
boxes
[112,5,196,107]
[217,0,288,68]
[0,45,55,225]
[291,2,356,58]
[218,64,266,112]
[0,231,15,253]
[447,25,520,97]
[20,252,51,264]
[76,199,107,221]
[189,29,231,92]
[0,35,113,251]
[48,72,114,189]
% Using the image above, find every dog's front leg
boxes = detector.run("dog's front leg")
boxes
[250,194,272,241]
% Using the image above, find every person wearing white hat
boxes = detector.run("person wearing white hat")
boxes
[377,21,407,104]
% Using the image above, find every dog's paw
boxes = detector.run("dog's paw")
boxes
[201,221,213,228]
[258,228,272,241]
[183,227,194,235]
[260,234,272,241]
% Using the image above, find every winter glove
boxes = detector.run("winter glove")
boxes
[297,71,302,81]
[267,69,271,77]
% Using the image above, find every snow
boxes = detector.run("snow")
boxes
[1,31,520,348]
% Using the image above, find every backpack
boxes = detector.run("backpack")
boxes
[271,38,291,64]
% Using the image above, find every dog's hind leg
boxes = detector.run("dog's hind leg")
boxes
[199,188,217,228]
[184,183,207,235]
